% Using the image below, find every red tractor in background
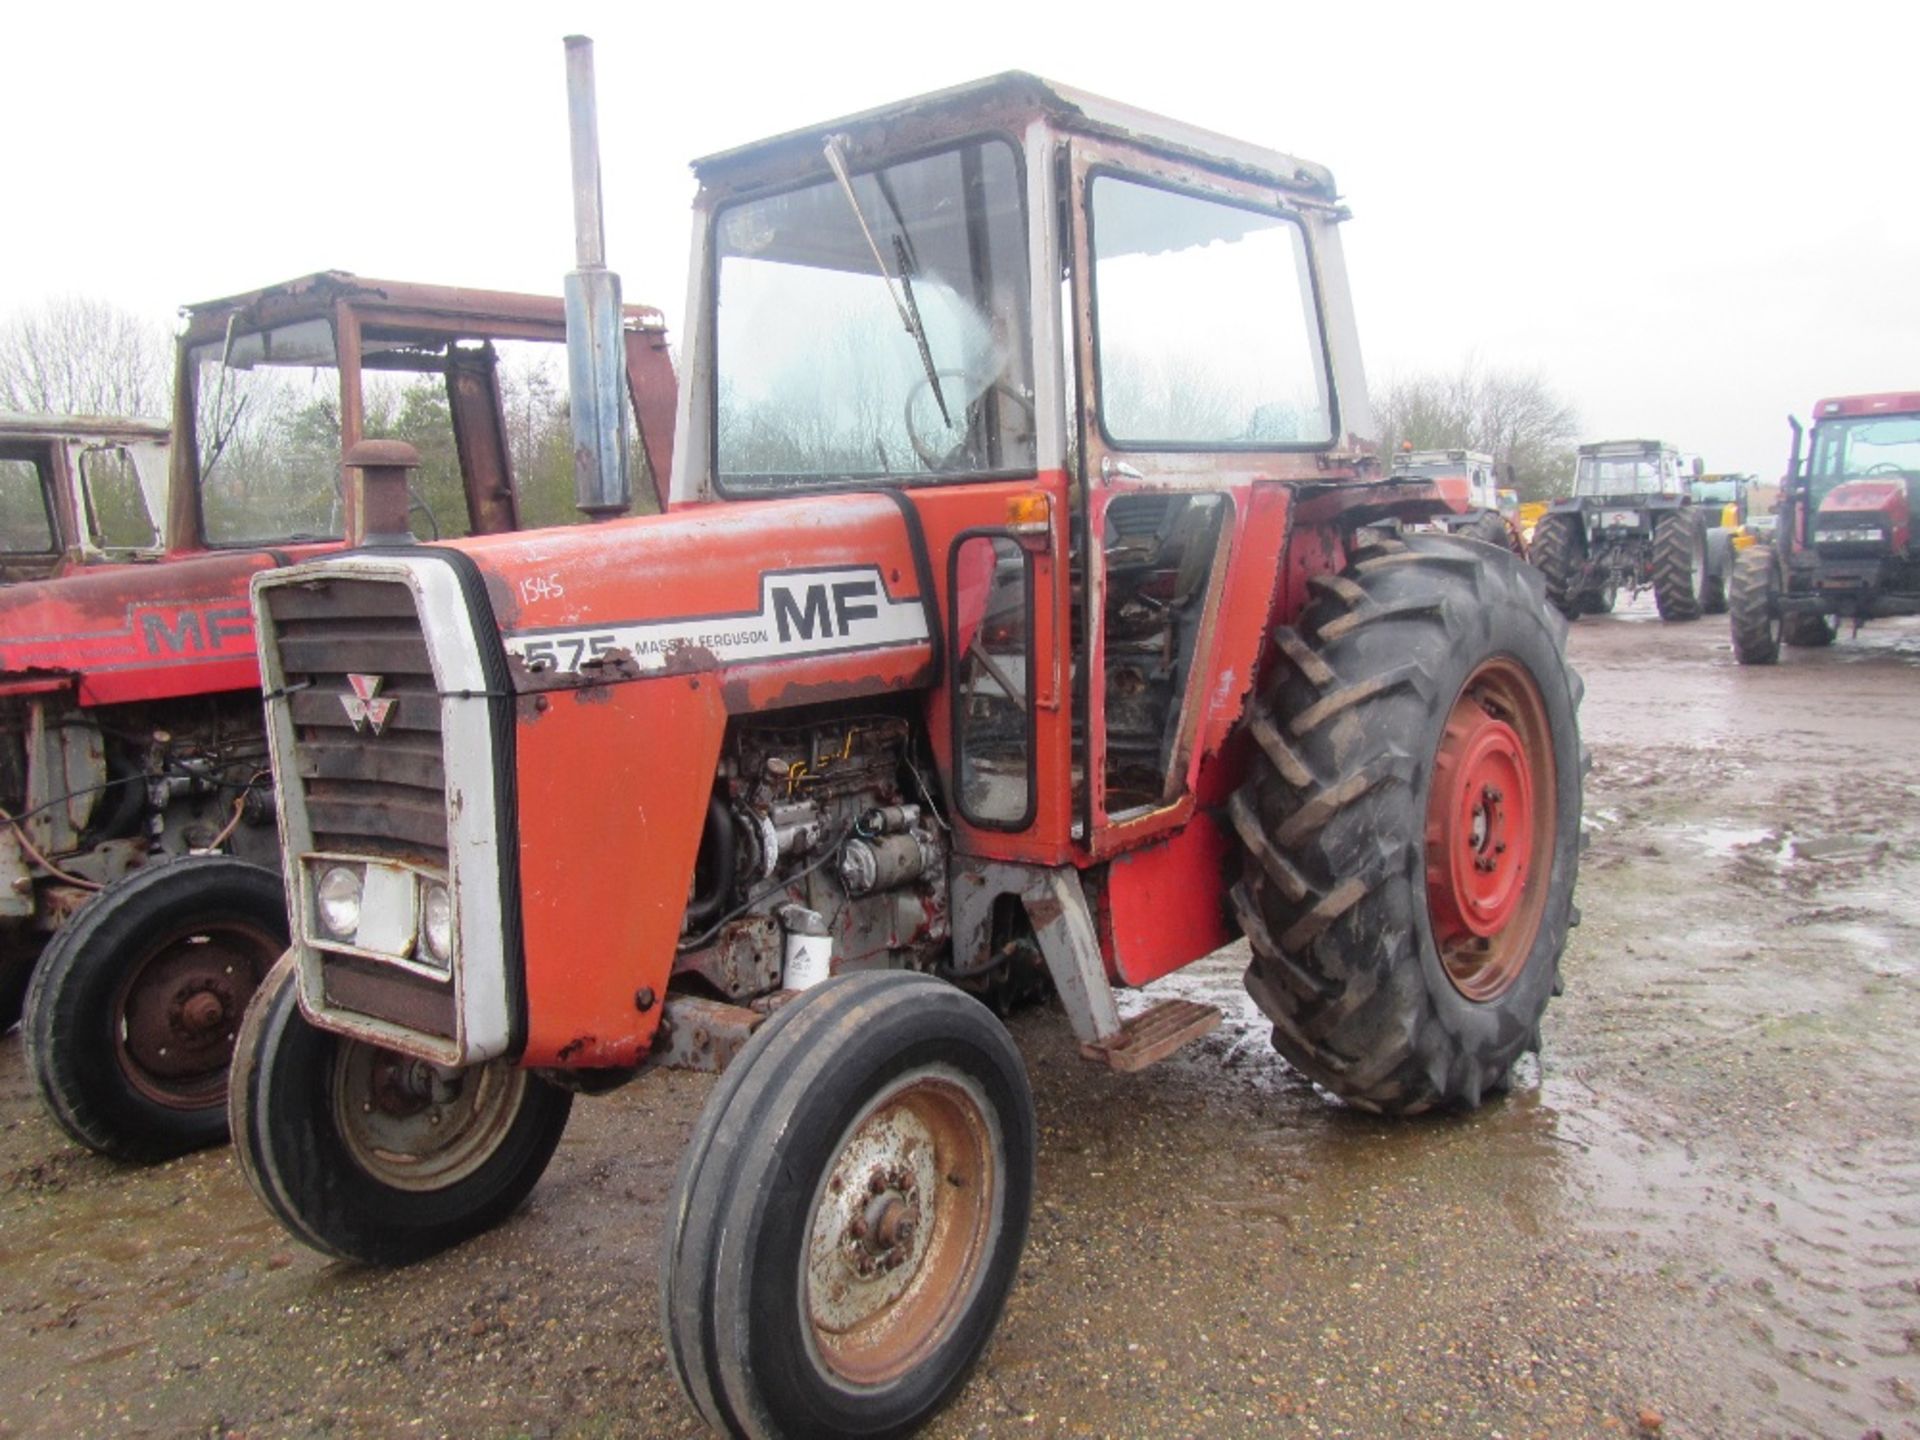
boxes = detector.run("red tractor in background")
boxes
[5,273,675,1162]
[0,412,172,585]
[231,54,1585,1439]
[1732,391,1920,662]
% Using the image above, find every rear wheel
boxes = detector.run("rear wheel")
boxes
[0,933,43,1033]
[1653,510,1707,621]
[230,955,572,1264]
[1784,611,1836,647]
[663,971,1034,1438]
[23,857,284,1161]
[1529,513,1584,619]
[1729,547,1781,665]
[1228,533,1583,1113]
[1579,580,1617,615]
[1702,554,1729,615]
[1463,511,1511,550]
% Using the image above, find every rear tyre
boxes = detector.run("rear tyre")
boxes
[1227,533,1583,1114]
[1529,513,1584,619]
[1702,556,1729,615]
[0,934,43,1033]
[23,857,284,1161]
[1783,611,1836,648]
[1729,547,1781,665]
[663,971,1034,1438]
[1463,511,1511,549]
[1652,510,1707,621]
[229,955,572,1265]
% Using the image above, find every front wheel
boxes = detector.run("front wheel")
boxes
[229,956,572,1265]
[23,857,284,1161]
[1729,547,1781,665]
[663,971,1034,1438]
[1228,533,1583,1113]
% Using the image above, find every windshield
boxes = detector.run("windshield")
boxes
[1807,417,1920,507]
[714,137,1034,491]
[1574,453,1668,497]
[193,319,348,545]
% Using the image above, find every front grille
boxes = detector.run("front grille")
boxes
[263,578,448,869]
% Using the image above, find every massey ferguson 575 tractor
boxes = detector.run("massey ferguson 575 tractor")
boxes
[6,272,674,1162]
[232,60,1583,1439]
[1731,391,1920,663]
[1531,438,1728,619]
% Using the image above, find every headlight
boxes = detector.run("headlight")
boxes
[316,865,364,939]
[420,881,453,963]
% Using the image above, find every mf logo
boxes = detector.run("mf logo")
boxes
[770,578,880,643]
[340,674,396,735]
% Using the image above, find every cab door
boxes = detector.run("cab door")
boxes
[1062,137,1338,863]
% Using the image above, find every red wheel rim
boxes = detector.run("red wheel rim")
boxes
[1424,658,1556,1002]
[112,919,278,1110]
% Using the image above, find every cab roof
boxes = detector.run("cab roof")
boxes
[1814,392,1920,420]
[692,71,1337,200]
[0,412,169,443]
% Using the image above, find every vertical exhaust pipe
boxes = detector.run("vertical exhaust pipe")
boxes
[562,35,631,519]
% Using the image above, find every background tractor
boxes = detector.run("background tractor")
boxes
[6,272,675,1161]
[1387,447,1527,553]
[230,52,1584,1439]
[0,413,171,585]
[1531,438,1731,619]
[1732,391,1920,663]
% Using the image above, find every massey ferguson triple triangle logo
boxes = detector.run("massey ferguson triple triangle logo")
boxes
[341,674,396,735]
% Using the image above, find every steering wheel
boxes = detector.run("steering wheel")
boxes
[1862,462,1908,477]
[903,371,1035,471]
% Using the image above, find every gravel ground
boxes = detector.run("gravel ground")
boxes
[2,601,1915,1440]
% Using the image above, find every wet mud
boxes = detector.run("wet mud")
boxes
[2,600,1916,1439]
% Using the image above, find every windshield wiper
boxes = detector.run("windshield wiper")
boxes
[822,135,950,428]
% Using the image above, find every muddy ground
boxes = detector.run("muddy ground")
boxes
[3,603,1916,1440]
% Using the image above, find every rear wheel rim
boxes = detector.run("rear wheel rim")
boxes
[803,1068,997,1387]
[112,919,277,1109]
[1424,658,1557,1001]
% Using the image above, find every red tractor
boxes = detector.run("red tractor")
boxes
[231,60,1584,1438]
[1732,391,1920,662]
[0,412,172,585]
[5,272,674,1161]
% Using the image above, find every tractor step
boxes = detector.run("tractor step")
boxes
[1080,999,1221,1073]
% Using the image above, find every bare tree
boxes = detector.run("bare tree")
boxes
[0,296,172,419]
[1374,359,1580,500]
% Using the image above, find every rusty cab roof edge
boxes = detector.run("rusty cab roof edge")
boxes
[177,271,667,345]
[0,413,170,442]
[690,71,1338,202]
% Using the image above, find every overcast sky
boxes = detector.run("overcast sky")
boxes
[5,0,1914,478]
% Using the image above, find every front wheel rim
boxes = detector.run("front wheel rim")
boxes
[803,1068,998,1387]
[333,1046,527,1191]
[1424,658,1557,1002]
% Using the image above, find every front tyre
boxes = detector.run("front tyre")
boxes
[1783,611,1836,648]
[229,955,572,1265]
[1228,533,1583,1113]
[1729,546,1781,665]
[23,857,284,1161]
[663,971,1034,1439]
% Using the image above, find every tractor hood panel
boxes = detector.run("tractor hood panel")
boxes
[0,548,290,707]
[1818,477,1912,552]
[457,495,937,709]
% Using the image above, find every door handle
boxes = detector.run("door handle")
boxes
[1101,455,1143,482]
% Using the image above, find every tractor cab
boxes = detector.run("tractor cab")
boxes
[0,414,170,582]
[1390,447,1500,513]
[1799,395,1920,560]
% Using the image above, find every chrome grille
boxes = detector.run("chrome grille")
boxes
[263,578,448,868]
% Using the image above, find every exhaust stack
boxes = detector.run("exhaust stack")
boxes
[562,34,631,519]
